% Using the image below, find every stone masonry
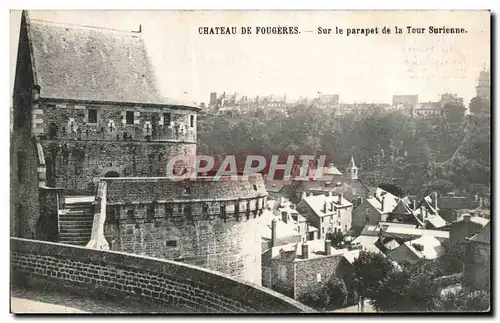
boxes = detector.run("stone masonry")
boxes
[11,238,314,313]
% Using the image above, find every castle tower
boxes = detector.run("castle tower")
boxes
[476,67,490,100]
[347,156,358,180]
[12,11,264,285]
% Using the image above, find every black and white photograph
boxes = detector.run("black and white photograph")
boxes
[9,9,491,314]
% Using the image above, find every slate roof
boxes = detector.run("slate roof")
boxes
[302,194,353,218]
[403,236,445,260]
[468,222,490,244]
[26,16,197,108]
[452,214,489,226]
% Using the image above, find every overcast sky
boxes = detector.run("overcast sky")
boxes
[10,10,490,105]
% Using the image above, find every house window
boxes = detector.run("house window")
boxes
[183,187,191,195]
[164,113,171,125]
[190,115,195,127]
[127,209,135,224]
[253,184,258,191]
[165,240,177,247]
[316,273,322,283]
[88,109,98,123]
[278,266,287,280]
[126,111,134,124]
[322,227,325,234]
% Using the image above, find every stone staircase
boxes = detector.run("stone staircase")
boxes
[58,196,95,246]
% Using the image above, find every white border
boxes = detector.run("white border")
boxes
[2,1,497,322]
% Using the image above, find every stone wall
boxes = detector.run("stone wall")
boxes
[38,100,198,195]
[101,176,268,285]
[11,238,314,313]
[10,12,40,239]
[270,259,295,298]
[294,255,347,300]
[41,139,196,195]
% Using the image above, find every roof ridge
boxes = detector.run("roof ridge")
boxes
[30,18,142,36]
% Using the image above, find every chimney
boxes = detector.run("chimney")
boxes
[463,214,471,222]
[379,227,383,237]
[302,243,309,259]
[323,201,328,213]
[479,197,484,209]
[381,196,385,212]
[338,193,343,204]
[281,211,288,223]
[301,191,306,201]
[413,199,416,211]
[329,201,334,211]
[325,240,332,256]
[271,219,278,247]
[433,192,438,210]
[420,205,426,221]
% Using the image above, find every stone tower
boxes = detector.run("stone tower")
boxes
[347,156,358,180]
[11,11,265,285]
[476,68,490,100]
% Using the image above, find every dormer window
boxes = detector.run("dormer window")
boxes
[183,187,191,195]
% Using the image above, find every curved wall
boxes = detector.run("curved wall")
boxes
[11,238,315,313]
[102,175,268,285]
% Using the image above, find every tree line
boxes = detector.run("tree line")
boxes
[198,96,490,197]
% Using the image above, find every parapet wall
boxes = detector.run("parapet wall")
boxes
[11,238,314,313]
[101,175,269,284]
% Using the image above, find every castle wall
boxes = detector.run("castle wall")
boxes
[11,12,40,238]
[11,238,314,313]
[38,101,198,194]
[102,176,268,285]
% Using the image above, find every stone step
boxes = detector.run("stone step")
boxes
[59,232,92,238]
[59,224,93,231]
[59,240,88,246]
[60,217,93,222]
[60,227,94,233]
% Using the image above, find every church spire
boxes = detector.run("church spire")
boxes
[348,156,358,180]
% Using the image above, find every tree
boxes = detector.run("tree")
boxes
[437,244,465,275]
[298,284,331,310]
[326,230,345,248]
[379,182,405,197]
[370,264,442,312]
[439,288,490,312]
[325,277,348,309]
[352,251,394,310]
[442,101,466,125]
[421,179,455,196]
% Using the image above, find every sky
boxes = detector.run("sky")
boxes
[10,10,490,105]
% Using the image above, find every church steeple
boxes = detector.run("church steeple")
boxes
[347,156,358,180]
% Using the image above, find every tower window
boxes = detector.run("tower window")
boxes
[190,115,195,127]
[147,205,155,222]
[164,113,171,125]
[126,111,134,125]
[88,109,97,123]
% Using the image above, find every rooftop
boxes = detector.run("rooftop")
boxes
[24,13,197,108]
[302,194,353,218]
[403,236,445,260]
